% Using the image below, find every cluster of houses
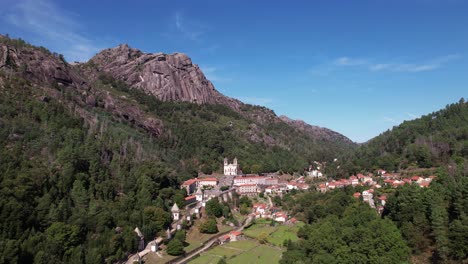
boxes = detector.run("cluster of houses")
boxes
[317,173,377,192]
[181,158,311,199]
[346,172,437,214]
[381,174,435,188]
[250,203,296,224]
[317,172,435,193]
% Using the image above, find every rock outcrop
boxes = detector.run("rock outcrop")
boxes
[86,44,239,107]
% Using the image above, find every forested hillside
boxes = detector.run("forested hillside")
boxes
[339,99,467,174]
[279,191,410,264]
[0,36,355,263]
[347,99,468,262]
[0,74,180,263]
[383,169,468,262]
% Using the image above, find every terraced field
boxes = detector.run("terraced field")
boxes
[189,240,282,264]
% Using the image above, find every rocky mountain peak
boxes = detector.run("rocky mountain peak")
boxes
[86,44,230,105]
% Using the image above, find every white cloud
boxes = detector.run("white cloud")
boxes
[173,11,208,41]
[334,56,367,66]
[370,63,439,72]
[369,54,461,73]
[329,54,461,73]
[4,0,103,62]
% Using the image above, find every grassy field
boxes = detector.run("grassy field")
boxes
[243,225,277,239]
[229,244,283,264]
[243,220,304,246]
[189,240,283,264]
[267,225,301,246]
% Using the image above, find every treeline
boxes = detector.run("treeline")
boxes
[383,168,468,262]
[337,99,467,175]
[279,191,410,263]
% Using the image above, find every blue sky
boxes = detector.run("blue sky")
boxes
[1,0,467,142]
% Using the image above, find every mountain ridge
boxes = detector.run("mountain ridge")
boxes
[76,41,355,145]
[0,35,356,171]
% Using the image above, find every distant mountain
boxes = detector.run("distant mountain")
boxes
[0,34,357,175]
[340,99,467,173]
[81,43,355,144]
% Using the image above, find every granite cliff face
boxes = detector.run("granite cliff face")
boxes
[85,44,240,107]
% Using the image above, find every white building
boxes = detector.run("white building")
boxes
[224,158,239,176]
[171,203,180,221]
[195,187,203,201]
[274,212,287,223]
[237,184,259,195]
[234,176,276,185]
[198,178,218,188]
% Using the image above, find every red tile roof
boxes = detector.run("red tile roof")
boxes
[182,179,198,186]
[230,231,242,236]
[185,195,196,200]
[235,176,265,179]
[199,177,218,182]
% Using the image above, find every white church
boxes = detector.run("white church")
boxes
[224,157,239,176]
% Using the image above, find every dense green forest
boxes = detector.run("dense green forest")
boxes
[0,74,186,263]
[279,99,468,263]
[279,191,410,264]
[337,99,467,175]
[383,168,468,262]
[280,167,468,263]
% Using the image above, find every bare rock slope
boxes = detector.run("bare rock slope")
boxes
[87,44,240,107]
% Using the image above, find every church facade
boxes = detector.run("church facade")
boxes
[224,157,239,176]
